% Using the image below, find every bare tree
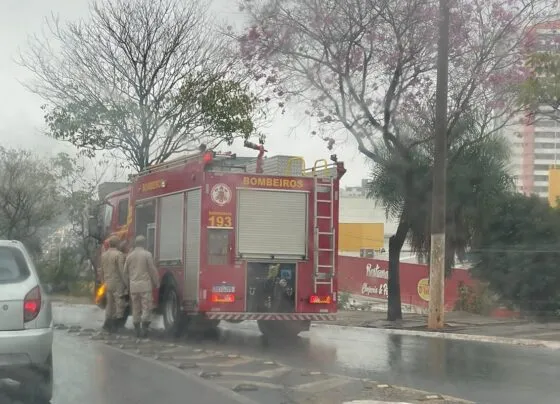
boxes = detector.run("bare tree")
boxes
[238,0,547,320]
[0,148,62,254]
[51,152,125,275]
[20,0,260,172]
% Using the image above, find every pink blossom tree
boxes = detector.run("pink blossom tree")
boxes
[237,0,546,320]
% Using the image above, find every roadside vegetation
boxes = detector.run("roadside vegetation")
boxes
[4,0,560,317]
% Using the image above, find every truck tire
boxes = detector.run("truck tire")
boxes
[188,316,220,338]
[162,283,186,338]
[257,320,308,339]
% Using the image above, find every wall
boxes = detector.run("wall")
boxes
[338,256,473,311]
[339,223,384,251]
[339,195,413,253]
[339,196,398,235]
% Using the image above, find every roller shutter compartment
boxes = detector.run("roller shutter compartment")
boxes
[158,193,184,262]
[184,189,201,303]
[237,189,308,257]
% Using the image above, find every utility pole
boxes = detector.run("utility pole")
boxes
[428,0,450,330]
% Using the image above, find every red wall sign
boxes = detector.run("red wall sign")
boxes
[338,256,473,310]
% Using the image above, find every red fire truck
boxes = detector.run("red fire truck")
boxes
[90,143,346,337]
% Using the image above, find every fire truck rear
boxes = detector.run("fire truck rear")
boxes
[91,143,345,337]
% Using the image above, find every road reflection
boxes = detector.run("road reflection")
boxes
[212,321,559,404]
[54,304,560,404]
[206,322,339,367]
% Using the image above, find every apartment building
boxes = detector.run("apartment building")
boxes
[511,20,560,198]
[511,115,560,198]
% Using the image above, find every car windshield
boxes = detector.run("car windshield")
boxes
[0,245,30,283]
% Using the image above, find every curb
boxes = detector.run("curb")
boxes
[315,323,560,349]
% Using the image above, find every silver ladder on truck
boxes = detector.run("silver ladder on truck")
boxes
[312,175,336,294]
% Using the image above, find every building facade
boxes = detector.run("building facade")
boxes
[512,20,560,198]
[339,182,417,261]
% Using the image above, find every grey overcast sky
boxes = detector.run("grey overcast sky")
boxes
[0,0,367,186]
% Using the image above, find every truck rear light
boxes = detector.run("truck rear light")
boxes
[309,295,332,304]
[24,286,41,322]
[211,293,235,303]
[203,151,214,164]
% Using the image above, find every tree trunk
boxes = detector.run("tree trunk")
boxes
[387,219,409,321]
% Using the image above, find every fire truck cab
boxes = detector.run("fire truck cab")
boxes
[90,144,345,338]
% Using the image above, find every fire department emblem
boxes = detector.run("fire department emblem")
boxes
[210,183,232,206]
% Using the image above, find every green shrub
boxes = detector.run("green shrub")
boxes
[35,246,86,293]
[454,281,495,315]
[337,291,350,310]
[68,281,95,297]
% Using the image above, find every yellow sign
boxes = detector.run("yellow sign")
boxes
[208,211,233,228]
[242,176,304,189]
[339,223,384,251]
[417,278,430,302]
[141,179,166,192]
[549,167,560,207]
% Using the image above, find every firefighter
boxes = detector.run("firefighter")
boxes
[114,239,130,329]
[124,235,160,338]
[118,239,128,253]
[100,236,128,333]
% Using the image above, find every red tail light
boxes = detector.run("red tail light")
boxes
[309,295,332,304]
[24,286,41,322]
[203,151,214,164]
[211,293,235,303]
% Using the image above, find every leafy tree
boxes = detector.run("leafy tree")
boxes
[519,51,560,120]
[0,148,62,255]
[19,0,262,172]
[238,0,543,320]
[36,245,83,293]
[368,117,514,276]
[471,194,560,318]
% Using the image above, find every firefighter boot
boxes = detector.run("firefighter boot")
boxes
[102,318,111,333]
[141,321,150,338]
[133,322,141,338]
[114,317,125,331]
[105,319,117,334]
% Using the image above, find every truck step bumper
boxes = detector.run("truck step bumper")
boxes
[204,312,336,321]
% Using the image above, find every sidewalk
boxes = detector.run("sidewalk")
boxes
[326,309,560,343]
[50,294,560,344]
[50,294,92,305]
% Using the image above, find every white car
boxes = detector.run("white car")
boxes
[0,240,53,403]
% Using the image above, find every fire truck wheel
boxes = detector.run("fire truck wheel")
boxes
[162,283,186,337]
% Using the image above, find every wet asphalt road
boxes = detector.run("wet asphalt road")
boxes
[1,330,259,404]
[50,332,260,404]
[51,304,560,404]
[219,322,560,404]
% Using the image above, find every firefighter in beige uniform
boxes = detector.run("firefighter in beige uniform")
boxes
[100,236,127,332]
[124,235,159,337]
